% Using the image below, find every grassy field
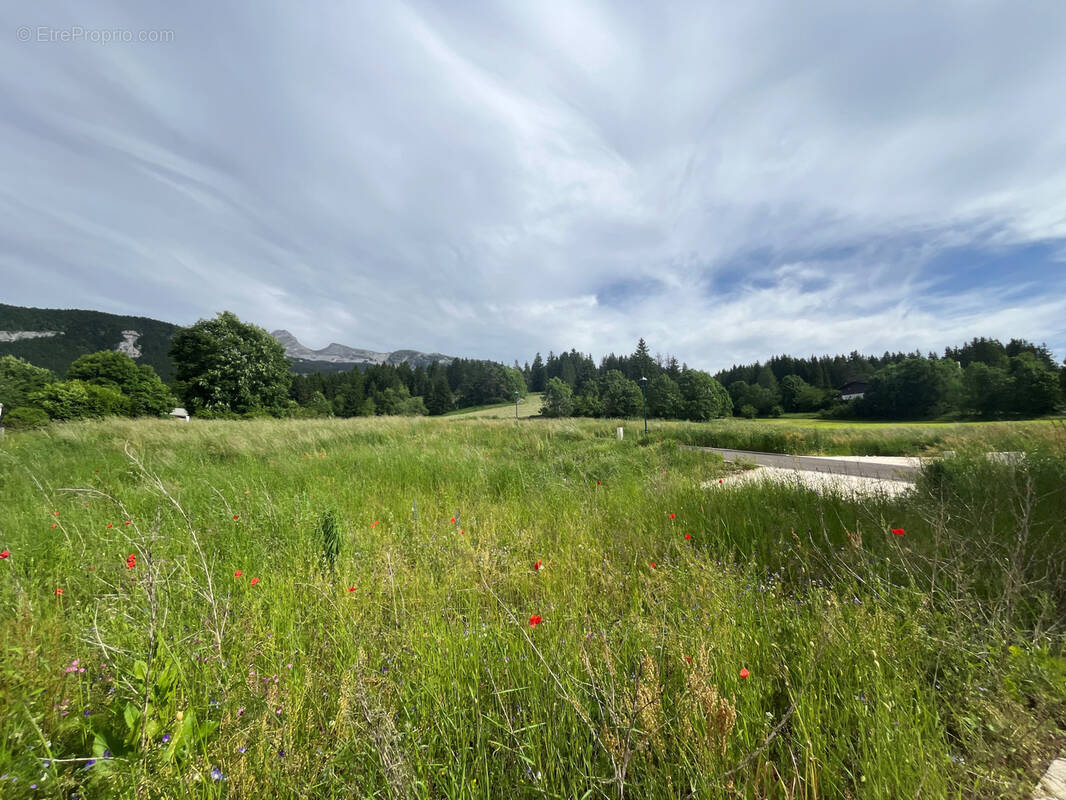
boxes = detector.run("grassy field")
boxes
[652,416,1063,456]
[444,393,544,419]
[1,417,1064,798]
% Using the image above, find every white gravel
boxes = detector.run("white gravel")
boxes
[705,465,916,499]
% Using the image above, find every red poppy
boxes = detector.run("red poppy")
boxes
[126,554,136,569]
[0,550,9,559]
[739,668,750,679]
[685,533,691,540]
[233,515,240,521]
[50,524,57,529]
[55,588,64,595]
[668,513,676,519]
[596,480,601,486]
[891,528,905,536]
[718,479,723,484]
[528,615,543,627]
[347,587,356,592]
[650,562,657,568]
[124,520,132,525]
[533,560,542,571]
[250,577,260,586]
[106,523,113,529]
[234,570,243,578]
[450,517,456,524]
[460,529,465,535]
[53,511,59,516]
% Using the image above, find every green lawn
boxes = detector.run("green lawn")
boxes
[0,417,1063,798]
[444,392,544,419]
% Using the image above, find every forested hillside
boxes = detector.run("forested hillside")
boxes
[0,303,180,380]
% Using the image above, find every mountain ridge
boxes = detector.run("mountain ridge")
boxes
[0,304,456,380]
[271,330,454,372]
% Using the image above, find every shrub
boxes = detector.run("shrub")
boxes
[2,405,50,429]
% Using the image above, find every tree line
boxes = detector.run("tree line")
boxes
[707,336,1064,419]
[2,310,1062,427]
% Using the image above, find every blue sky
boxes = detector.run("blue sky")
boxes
[2,1,1065,372]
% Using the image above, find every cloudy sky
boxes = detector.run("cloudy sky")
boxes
[3,1,1065,372]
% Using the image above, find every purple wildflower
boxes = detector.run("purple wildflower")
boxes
[210,767,224,781]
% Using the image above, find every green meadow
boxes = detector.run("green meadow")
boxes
[0,417,1064,799]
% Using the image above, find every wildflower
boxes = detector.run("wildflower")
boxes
[533,560,542,572]
[528,615,543,627]
[596,480,601,485]
[126,554,136,570]
[238,746,246,754]
[739,668,750,679]
[50,524,57,529]
[891,528,905,536]
[161,734,171,744]
[250,577,260,586]
[450,517,456,524]
[0,551,9,559]
[669,513,676,519]
[234,570,243,578]
[124,520,131,525]
[370,520,379,528]
[718,479,723,484]
[233,515,240,521]
[684,534,691,540]
[106,523,113,529]
[83,760,95,769]
[210,768,224,781]
[54,511,59,516]
[460,529,465,535]
[347,587,356,592]
[650,562,656,568]
[55,588,64,596]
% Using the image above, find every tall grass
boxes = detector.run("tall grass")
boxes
[0,417,1063,798]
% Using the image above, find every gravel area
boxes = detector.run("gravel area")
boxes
[705,465,916,499]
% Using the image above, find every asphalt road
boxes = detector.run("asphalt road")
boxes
[683,446,920,482]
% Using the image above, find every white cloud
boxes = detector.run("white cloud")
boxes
[1,0,1064,368]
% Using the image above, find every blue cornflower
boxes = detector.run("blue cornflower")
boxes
[210,767,224,781]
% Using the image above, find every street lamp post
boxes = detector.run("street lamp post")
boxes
[639,376,648,435]
[514,391,520,420]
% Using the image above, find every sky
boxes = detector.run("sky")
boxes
[2,1,1066,373]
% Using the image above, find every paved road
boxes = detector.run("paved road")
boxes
[682,446,920,482]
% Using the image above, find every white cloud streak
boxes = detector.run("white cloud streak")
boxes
[1,0,1064,370]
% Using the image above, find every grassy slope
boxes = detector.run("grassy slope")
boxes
[444,393,544,418]
[0,417,1063,798]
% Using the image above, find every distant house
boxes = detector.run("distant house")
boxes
[838,381,869,401]
[169,407,190,421]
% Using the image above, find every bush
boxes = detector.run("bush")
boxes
[2,405,50,429]
[32,380,130,420]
